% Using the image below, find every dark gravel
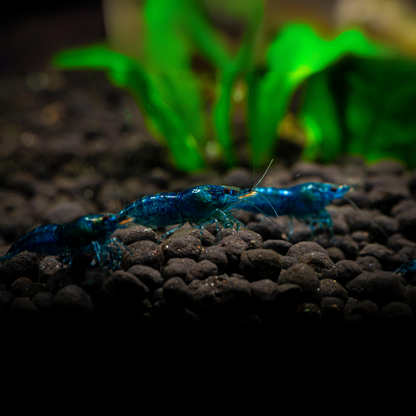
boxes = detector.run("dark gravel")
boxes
[1,72,416,346]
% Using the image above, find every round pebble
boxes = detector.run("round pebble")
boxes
[277,263,322,304]
[239,249,282,282]
[122,240,164,270]
[161,236,201,261]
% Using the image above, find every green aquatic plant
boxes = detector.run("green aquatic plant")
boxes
[53,0,399,171]
[300,56,416,168]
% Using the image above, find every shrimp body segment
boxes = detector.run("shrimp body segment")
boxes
[395,260,416,276]
[117,185,256,241]
[0,213,129,270]
[234,182,351,238]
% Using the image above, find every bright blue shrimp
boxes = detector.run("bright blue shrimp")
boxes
[233,182,351,239]
[0,213,132,272]
[117,185,273,242]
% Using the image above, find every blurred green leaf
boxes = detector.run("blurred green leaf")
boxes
[247,23,391,166]
[299,57,416,168]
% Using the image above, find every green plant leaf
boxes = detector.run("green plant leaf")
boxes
[247,23,391,167]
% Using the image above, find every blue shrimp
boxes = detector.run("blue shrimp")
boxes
[394,260,416,276]
[117,185,274,242]
[233,182,351,239]
[0,213,132,272]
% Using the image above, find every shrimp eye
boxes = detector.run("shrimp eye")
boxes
[223,188,231,194]
[330,186,338,192]
[102,215,110,221]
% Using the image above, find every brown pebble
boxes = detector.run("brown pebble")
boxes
[298,252,335,280]
[161,236,201,261]
[123,225,159,245]
[239,249,282,282]
[319,279,348,303]
[198,246,228,271]
[122,240,164,270]
[278,263,321,304]
[286,241,328,261]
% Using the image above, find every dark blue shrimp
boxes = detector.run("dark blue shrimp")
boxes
[117,185,271,242]
[394,260,416,276]
[0,213,131,272]
[233,182,351,239]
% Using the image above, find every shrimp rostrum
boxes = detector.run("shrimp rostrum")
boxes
[117,184,275,242]
[0,213,132,272]
[233,182,351,239]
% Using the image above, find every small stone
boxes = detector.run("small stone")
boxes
[281,256,298,270]
[52,284,94,317]
[123,225,159,245]
[368,185,410,213]
[10,277,33,297]
[189,228,215,246]
[326,247,346,263]
[161,236,201,261]
[198,246,228,271]
[0,251,42,286]
[371,215,399,238]
[334,235,359,259]
[351,300,380,321]
[277,263,321,304]
[127,265,164,293]
[361,271,405,307]
[187,275,228,315]
[239,249,282,282]
[162,258,197,281]
[358,244,393,263]
[275,283,303,308]
[38,256,62,283]
[262,239,292,255]
[351,230,371,244]
[319,279,348,303]
[235,230,263,249]
[355,256,382,272]
[333,260,363,286]
[218,235,249,267]
[162,277,188,306]
[102,271,149,303]
[246,221,277,241]
[367,160,405,176]
[397,209,416,240]
[286,241,328,260]
[122,240,164,270]
[343,207,372,232]
[298,252,335,280]
[345,273,370,300]
[185,260,218,283]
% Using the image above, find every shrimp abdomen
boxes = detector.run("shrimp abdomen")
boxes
[119,192,183,228]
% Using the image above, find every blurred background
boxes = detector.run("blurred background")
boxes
[3,0,416,174]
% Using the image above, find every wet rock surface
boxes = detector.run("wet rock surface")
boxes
[1,72,416,346]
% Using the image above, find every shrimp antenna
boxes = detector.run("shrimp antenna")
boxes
[240,197,287,235]
[250,159,256,190]
[253,159,273,190]
[343,195,390,241]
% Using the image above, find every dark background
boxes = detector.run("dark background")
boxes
[1,1,105,70]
